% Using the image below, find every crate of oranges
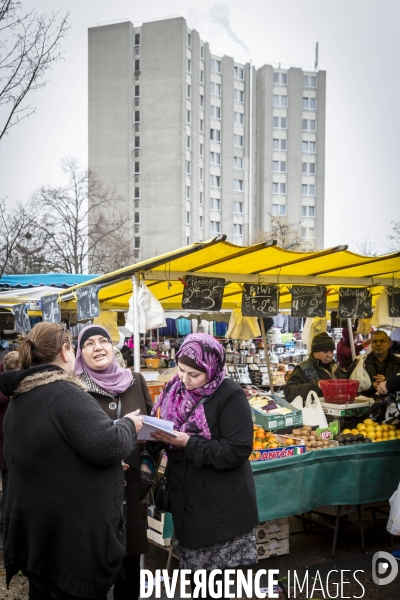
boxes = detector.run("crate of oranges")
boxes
[250,425,306,462]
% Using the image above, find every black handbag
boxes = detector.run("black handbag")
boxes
[154,471,170,513]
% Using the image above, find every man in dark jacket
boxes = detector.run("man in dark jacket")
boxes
[285,332,347,405]
[349,330,400,397]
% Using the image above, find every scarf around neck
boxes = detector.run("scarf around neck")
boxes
[152,333,226,439]
[74,325,133,396]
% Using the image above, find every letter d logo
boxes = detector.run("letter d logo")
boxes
[372,551,398,586]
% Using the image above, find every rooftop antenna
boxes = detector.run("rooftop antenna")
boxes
[315,42,319,71]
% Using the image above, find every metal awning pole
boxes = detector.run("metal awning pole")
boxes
[132,275,141,372]
[347,318,356,361]
[260,318,275,394]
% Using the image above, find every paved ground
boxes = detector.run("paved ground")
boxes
[1,506,400,599]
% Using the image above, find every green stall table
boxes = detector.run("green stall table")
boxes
[161,441,400,541]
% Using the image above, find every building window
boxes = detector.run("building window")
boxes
[210,220,221,234]
[234,134,244,148]
[302,141,316,154]
[303,97,317,111]
[186,135,191,149]
[233,157,243,170]
[210,175,221,189]
[272,203,286,216]
[303,75,317,89]
[186,236,190,245]
[134,211,140,224]
[134,136,140,149]
[187,32,191,48]
[187,84,191,99]
[199,215,203,229]
[187,59,192,74]
[233,223,243,237]
[134,85,140,98]
[199,118,203,132]
[199,191,203,206]
[233,200,243,214]
[211,58,221,74]
[210,129,221,143]
[210,151,221,166]
[134,187,140,199]
[234,66,244,81]
[210,197,221,211]
[134,199,140,209]
[134,33,140,46]
[134,161,140,174]
[134,59,140,72]
[187,110,191,125]
[302,119,316,132]
[273,95,288,108]
[199,94,204,108]
[210,82,221,97]
[233,179,243,193]
[199,167,203,181]
[134,237,140,249]
[210,105,221,120]
[272,182,286,195]
[186,160,191,176]
[301,205,315,219]
[134,111,140,123]
[199,143,203,157]
[272,161,286,174]
[273,117,287,129]
[200,44,204,60]
[273,72,288,86]
[302,184,315,197]
[186,211,190,226]
[186,185,191,200]
[301,227,315,239]
[234,89,244,103]
[199,69,204,84]
[234,111,244,125]
[273,138,287,152]
[302,162,316,175]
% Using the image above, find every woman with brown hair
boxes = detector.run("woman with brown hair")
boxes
[0,322,143,600]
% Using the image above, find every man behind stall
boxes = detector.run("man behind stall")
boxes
[348,330,400,397]
[285,332,347,405]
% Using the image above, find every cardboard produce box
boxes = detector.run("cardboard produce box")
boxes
[256,523,289,543]
[249,434,306,462]
[256,537,289,558]
[250,394,303,431]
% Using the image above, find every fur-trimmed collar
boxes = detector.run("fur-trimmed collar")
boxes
[13,370,87,397]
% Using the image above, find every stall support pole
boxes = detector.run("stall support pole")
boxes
[132,275,141,372]
[347,318,356,361]
[260,319,275,394]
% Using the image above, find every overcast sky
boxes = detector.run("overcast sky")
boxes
[1,0,399,254]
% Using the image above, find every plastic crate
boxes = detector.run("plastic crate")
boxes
[319,380,359,404]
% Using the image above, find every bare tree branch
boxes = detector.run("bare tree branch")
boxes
[386,221,400,253]
[0,0,69,140]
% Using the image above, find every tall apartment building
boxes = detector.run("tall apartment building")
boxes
[89,17,326,262]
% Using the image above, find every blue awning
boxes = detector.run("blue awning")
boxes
[0,274,100,289]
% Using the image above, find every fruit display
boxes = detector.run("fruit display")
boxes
[252,426,303,450]
[290,426,337,452]
[338,418,400,444]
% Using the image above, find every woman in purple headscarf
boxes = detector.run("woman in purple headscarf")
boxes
[152,333,259,598]
[75,325,156,600]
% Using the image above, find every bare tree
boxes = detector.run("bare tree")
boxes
[265,216,303,250]
[354,239,377,256]
[0,0,69,141]
[386,221,400,252]
[0,199,39,276]
[31,158,135,274]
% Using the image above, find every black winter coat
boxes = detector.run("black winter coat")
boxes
[166,378,259,549]
[284,356,347,405]
[0,362,10,471]
[85,371,154,556]
[348,351,400,397]
[0,365,137,599]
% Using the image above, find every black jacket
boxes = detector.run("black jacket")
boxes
[284,356,347,404]
[0,365,136,599]
[349,351,400,397]
[386,375,400,394]
[166,378,259,549]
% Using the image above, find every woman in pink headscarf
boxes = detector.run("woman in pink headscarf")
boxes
[75,325,156,600]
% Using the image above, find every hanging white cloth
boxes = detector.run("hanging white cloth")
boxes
[225,308,261,340]
[301,317,327,350]
[371,293,400,329]
[126,281,166,334]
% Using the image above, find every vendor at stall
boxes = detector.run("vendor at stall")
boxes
[284,332,347,405]
[336,324,370,370]
[348,330,400,397]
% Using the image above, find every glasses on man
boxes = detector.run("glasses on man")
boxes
[82,337,112,350]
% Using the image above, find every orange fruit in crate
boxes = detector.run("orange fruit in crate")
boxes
[253,442,263,450]
[285,438,295,446]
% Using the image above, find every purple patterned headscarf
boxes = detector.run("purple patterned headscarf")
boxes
[152,333,226,439]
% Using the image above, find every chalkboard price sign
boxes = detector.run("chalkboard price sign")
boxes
[181,275,225,311]
[241,284,279,317]
[76,285,100,321]
[41,294,61,323]
[0,312,15,330]
[13,304,31,333]
[338,287,372,319]
[388,287,400,317]
[291,285,327,318]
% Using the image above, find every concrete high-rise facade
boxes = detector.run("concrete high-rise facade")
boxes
[89,17,326,262]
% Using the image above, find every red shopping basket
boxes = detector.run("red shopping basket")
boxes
[319,380,360,404]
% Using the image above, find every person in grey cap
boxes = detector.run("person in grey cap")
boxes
[284,332,347,405]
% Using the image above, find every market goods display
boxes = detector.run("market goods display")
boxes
[338,418,400,443]
[252,426,303,450]
[289,425,338,452]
